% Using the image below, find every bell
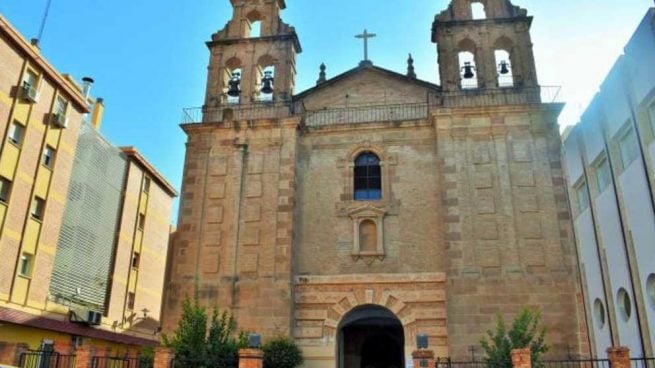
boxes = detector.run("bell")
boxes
[260,71,274,94]
[227,72,241,97]
[498,60,510,75]
[462,62,475,79]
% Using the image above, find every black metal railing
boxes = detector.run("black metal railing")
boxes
[91,356,151,368]
[435,358,612,368]
[540,358,611,368]
[630,357,655,368]
[19,351,76,368]
[181,86,562,125]
[169,356,238,368]
[182,101,297,124]
[436,358,492,368]
[304,102,429,127]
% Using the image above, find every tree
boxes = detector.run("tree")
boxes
[262,336,303,368]
[206,309,248,368]
[480,308,549,368]
[163,299,246,368]
[163,299,208,360]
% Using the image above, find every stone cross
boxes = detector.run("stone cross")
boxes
[355,29,377,61]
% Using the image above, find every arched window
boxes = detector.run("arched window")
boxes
[250,21,262,38]
[471,2,486,20]
[354,152,381,201]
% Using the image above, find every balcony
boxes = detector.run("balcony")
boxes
[181,86,562,126]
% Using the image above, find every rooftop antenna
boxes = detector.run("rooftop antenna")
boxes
[33,0,54,47]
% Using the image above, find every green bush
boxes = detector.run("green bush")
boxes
[163,299,246,368]
[262,337,304,368]
[480,308,549,368]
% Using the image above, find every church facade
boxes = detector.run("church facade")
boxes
[163,0,589,366]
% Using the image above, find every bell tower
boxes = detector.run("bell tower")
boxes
[205,0,302,106]
[432,0,539,93]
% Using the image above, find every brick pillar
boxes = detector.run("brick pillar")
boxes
[239,348,264,368]
[607,347,631,368]
[511,348,532,368]
[154,347,175,368]
[74,344,95,368]
[0,342,29,366]
[412,349,435,368]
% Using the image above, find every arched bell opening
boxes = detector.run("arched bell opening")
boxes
[495,50,514,87]
[223,57,243,105]
[245,10,263,38]
[337,305,405,368]
[457,38,479,90]
[255,55,277,102]
[471,1,487,20]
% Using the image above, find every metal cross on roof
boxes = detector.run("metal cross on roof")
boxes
[355,29,377,62]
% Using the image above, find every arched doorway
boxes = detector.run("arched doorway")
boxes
[338,305,405,368]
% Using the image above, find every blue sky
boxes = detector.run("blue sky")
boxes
[0,0,652,222]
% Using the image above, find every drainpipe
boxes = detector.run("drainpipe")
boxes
[231,142,248,311]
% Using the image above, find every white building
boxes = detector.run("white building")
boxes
[563,8,655,359]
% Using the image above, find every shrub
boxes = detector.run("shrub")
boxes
[480,308,549,368]
[262,336,303,368]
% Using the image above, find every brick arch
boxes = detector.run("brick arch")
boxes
[325,291,417,332]
[347,144,389,163]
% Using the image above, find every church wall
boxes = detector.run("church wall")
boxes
[163,119,300,337]
[436,105,589,359]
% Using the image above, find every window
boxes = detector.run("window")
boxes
[354,152,382,201]
[127,292,136,310]
[471,2,487,19]
[31,197,45,220]
[619,128,639,168]
[8,121,25,147]
[617,288,632,322]
[138,213,146,230]
[22,70,38,89]
[132,252,141,269]
[19,253,33,277]
[595,159,611,193]
[0,176,11,203]
[593,299,606,328]
[647,274,655,311]
[575,181,590,212]
[54,96,68,116]
[42,146,56,169]
[143,177,151,193]
[250,21,262,38]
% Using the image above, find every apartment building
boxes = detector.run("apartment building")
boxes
[0,14,176,355]
[563,8,655,359]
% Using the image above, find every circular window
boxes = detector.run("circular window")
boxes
[617,288,632,322]
[647,274,655,311]
[593,299,606,328]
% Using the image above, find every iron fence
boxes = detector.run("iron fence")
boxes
[169,356,238,368]
[630,358,655,368]
[304,102,429,127]
[19,351,75,368]
[435,358,612,368]
[540,359,611,368]
[181,86,562,125]
[182,101,297,124]
[91,356,151,368]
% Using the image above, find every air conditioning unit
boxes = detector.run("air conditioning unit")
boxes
[70,308,102,326]
[87,310,102,326]
[18,84,39,103]
[51,113,68,129]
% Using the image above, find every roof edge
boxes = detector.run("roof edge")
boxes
[120,147,179,197]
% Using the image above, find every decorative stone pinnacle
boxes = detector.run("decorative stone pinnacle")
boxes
[316,63,326,85]
[407,53,416,78]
